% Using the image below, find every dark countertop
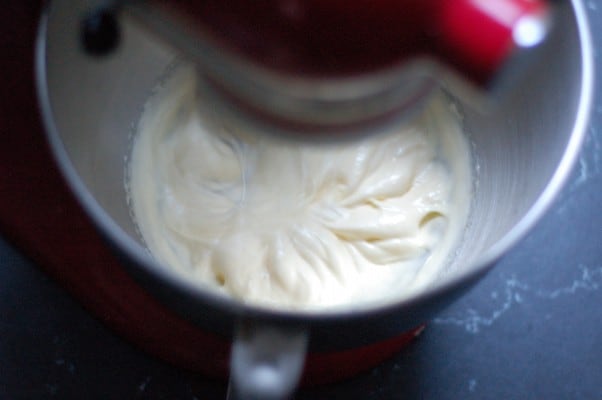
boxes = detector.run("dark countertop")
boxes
[1,2,601,399]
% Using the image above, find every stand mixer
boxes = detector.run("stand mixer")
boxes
[80,0,552,138]
[35,0,595,399]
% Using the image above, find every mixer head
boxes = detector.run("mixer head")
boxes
[80,0,552,139]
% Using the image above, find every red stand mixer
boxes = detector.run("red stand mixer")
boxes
[33,0,572,399]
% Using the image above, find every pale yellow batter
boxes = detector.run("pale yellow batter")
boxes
[128,65,472,310]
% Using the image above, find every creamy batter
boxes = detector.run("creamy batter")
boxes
[128,65,472,310]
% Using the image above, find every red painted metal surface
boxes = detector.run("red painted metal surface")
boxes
[154,0,548,84]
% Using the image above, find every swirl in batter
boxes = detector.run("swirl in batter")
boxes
[128,65,472,310]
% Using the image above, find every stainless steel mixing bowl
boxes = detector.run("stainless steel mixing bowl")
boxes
[36,0,593,397]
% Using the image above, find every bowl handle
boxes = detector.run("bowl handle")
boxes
[228,320,308,400]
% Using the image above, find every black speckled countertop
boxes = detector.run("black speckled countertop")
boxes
[1,2,601,399]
